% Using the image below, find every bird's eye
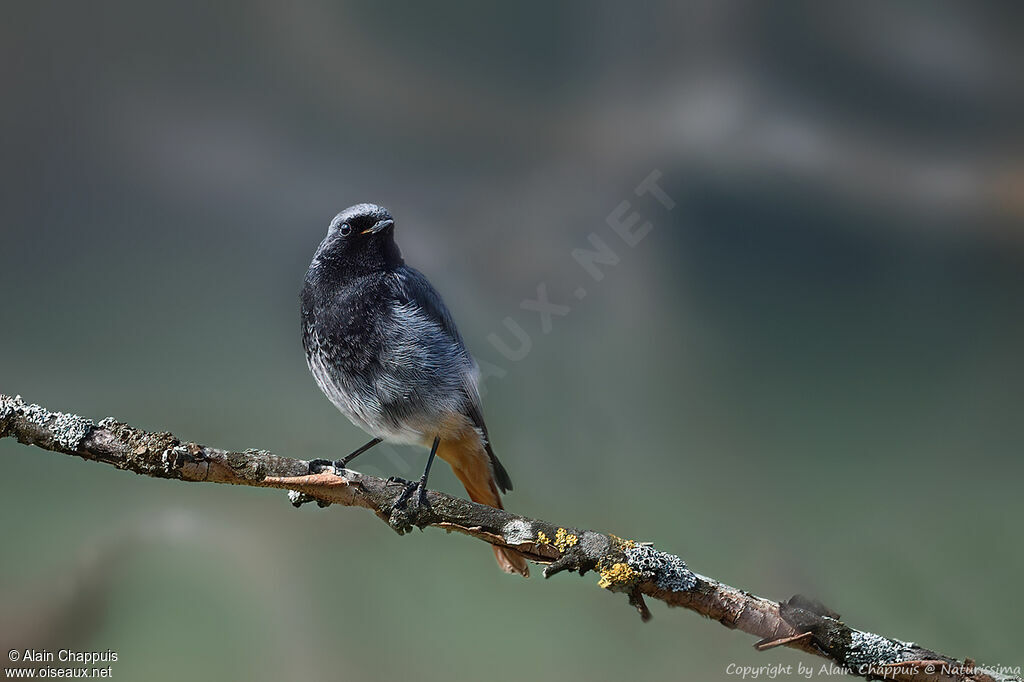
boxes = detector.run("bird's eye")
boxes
[339,223,352,237]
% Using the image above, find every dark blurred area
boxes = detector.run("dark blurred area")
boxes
[2,2,1022,680]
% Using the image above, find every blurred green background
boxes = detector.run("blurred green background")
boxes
[2,2,1022,680]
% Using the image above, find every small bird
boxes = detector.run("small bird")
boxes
[301,203,529,576]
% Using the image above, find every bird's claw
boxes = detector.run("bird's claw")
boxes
[391,477,429,510]
[386,477,432,533]
[307,458,344,475]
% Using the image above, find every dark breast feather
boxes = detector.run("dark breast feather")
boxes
[304,272,392,377]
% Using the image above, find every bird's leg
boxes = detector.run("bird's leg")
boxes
[308,437,383,474]
[338,436,384,468]
[392,435,439,511]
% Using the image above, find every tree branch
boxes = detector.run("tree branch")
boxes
[1,394,1018,682]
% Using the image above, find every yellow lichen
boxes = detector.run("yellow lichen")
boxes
[597,562,638,590]
[553,528,578,552]
[536,530,550,545]
[608,533,637,549]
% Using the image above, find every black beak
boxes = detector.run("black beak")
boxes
[361,219,394,235]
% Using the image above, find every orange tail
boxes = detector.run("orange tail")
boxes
[436,434,530,577]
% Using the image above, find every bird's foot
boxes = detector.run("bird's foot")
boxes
[390,476,429,509]
[307,458,344,475]
[386,476,432,534]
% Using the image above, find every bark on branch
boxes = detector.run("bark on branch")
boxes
[0,394,1017,682]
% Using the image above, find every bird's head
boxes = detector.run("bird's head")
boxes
[310,203,403,275]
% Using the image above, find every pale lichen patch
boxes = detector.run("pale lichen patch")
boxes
[161,449,174,473]
[502,518,535,546]
[844,632,918,668]
[0,395,17,424]
[0,394,94,450]
[624,544,697,593]
[594,536,697,594]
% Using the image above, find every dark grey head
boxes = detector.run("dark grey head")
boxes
[310,203,403,277]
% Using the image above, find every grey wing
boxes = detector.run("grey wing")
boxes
[394,266,466,347]
[391,267,513,492]
[373,268,480,425]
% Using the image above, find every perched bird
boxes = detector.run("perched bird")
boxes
[301,203,529,576]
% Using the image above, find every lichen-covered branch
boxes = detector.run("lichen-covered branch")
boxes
[0,394,1018,682]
